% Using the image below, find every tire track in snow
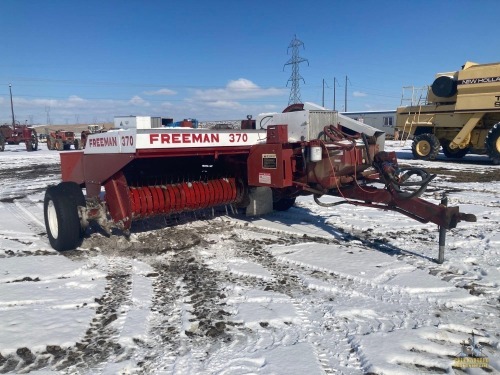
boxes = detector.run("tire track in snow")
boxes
[218,226,363,375]
[0,255,134,374]
[58,256,133,374]
[129,228,241,374]
[130,256,184,374]
[229,224,500,374]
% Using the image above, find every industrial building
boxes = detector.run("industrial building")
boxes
[342,110,397,137]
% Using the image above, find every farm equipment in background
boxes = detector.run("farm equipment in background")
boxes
[171,118,198,128]
[0,84,38,152]
[397,61,500,163]
[47,130,80,151]
[0,123,38,152]
[43,103,476,263]
[81,124,107,149]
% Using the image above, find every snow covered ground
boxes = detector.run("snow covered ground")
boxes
[0,141,498,374]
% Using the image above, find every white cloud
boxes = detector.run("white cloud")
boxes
[68,95,86,104]
[193,78,286,102]
[206,100,242,109]
[353,91,367,97]
[129,96,150,106]
[1,78,287,124]
[143,88,177,96]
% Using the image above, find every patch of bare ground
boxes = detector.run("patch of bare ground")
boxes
[417,168,499,183]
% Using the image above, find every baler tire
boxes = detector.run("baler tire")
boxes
[44,183,84,251]
[441,139,469,159]
[485,123,500,165]
[273,197,296,211]
[63,182,87,237]
[411,133,440,160]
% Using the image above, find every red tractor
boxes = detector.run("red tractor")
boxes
[47,130,80,151]
[0,123,38,152]
[81,124,107,148]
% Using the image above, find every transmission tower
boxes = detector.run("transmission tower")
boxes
[45,106,51,125]
[283,35,309,105]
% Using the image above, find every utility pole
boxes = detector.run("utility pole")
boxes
[284,35,309,105]
[322,79,325,107]
[9,84,15,130]
[321,78,325,108]
[333,77,339,111]
[344,75,348,112]
[343,76,351,112]
[322,79,331,108]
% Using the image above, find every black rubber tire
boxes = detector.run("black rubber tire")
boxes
[44,183,85,251]
[62,182,86,237]
[411,133,440,160]
[0,137,4,152]
[485,123,500,165]
[31,132,38,151]
[441,139,469,159]
[273,197,296,211]
[431,76,457,98]
[271,188,297,211]
[74,139,80,150]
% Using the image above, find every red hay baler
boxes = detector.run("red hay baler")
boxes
[43,105,476,262]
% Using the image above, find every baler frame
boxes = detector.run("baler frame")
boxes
[43,109,476,263]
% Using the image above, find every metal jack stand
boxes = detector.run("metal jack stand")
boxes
[437,196,448,264]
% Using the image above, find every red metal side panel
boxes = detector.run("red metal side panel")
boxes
[247,144,293,188]
[82,154,135,197]
[266,125,289,144]
[103,171,132,229]
[60,151,85,184]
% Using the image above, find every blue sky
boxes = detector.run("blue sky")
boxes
[1,0,499,125]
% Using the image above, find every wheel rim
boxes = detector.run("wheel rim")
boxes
[496,137,500,153]
[47,200,59,239]
[416,140,430,156]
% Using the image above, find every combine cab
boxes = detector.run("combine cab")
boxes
[47,130,79,151]
[0,124,38,152]
[397,61,500,163]
[43,104,476,262]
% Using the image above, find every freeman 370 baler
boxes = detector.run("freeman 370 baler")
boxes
[43,104,476,262]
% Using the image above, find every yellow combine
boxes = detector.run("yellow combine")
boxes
[397,61,500,164]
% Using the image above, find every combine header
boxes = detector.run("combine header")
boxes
[43,103,476,262]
